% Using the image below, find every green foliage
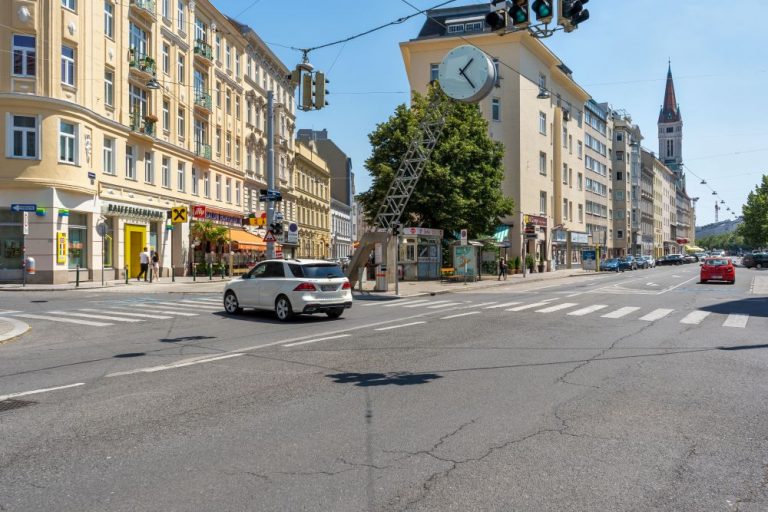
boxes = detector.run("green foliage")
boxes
[525,254,535,270]
[697,232,746,251]
[357,85,514,238]
[513,256,521,270]
[190,220,230,249]
[738,175,768,248]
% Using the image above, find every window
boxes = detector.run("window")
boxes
[125,145,136,179]
[493,58,500,86]
[235,96,240,119]
[215,34,221,61]
[491,98,500,121]
[562,126,568,148]
[215,174,221,200]
[204,171,210,197]
[161,156,170,188]
[235,182,241,206]
[578,204,584,223]
[104,2,114,38]
[12,35,36,77]
[62,0,76,10]
[246,57,252,79]
[563,199,569,221]
[194,18,206,43]
[447,23,464,33]
[538,152,547,175]
[615,190,625,201]
[569,201,573,222]
[246,99,253,125]
[234,50,240,78]
[430,63,439,82]
[562,163,568,185]
[177,162,185,191]
[67,213,87,270]
[162,100,170,131]
[577,140,583,159]
[162,0,170,18]
[162,43,170,74]
[177,108,185,138]
[666,139,674,157]
[102,137,115,174]
[142,152,153,183]
[538,112,546,135]
[617,230,624,239]
[177,0,185,32]
[128,84,148,117]
[225,178,231,203]
[225,89,231,114]
[665,127,674,133]
[235,137,240,164]
[569,168,573,188]
[191,167,198,195]
[226,132,231,160]
[616,150,624,162]
[59,121,77,164]
[616,171,623,181]
[539,191,547,215]
[104,69,114,107]
[61,45,75,86]
[177,54,185,84]
[215,81,221,107]
[616,132,623,142]
[225,43,231,71]
[538,72,547,89]
[577,172,583,191]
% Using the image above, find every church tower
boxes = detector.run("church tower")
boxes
[658,62,683,175]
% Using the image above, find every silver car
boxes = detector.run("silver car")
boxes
[223,259,353,321]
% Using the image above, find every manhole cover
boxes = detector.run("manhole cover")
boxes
[0,399,37,413]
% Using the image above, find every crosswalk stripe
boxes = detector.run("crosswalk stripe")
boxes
[441,311,481,320]
[80,309,176,319]
[136,307,201,317]
[536,303,578,313]
[679,310,711,325]
[384,299,429,308]
[12,313,113,327]
[484,302,521,309]
[723,314,749,328]
[49,311,144,323]
[403,300,451,308]
[466,302,498,308]
[176,300,223,308]
[426,302,463,309]
[639,308,674,322]
[148,301,220,310]
[190,297,220,303]
[506,302,552,312]
[601,306,641,319]
[568,305,608,316]
[0,310,22,315]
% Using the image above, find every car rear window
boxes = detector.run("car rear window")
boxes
[289,263,345,278]
[705,259,728,266]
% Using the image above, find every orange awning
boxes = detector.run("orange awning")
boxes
[228,229,266,250]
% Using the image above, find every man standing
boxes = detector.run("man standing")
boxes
[138,247,150,281]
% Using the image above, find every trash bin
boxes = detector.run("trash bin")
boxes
[375,265,388,292]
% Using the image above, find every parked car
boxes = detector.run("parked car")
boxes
[639,255,655,268]
[700,257,736,284]
[683,254,697,264]
[742,253,768,269]
[635,256,650,269]
[693,252,708,262]
[658,254,684,266]
[601,258,620,271]
[618,256,638,271]
[223,259,353,321]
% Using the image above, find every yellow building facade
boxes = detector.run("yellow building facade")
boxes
[293,141,331,259]
[0,0,297,283]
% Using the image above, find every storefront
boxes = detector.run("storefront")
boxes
[0,209,24,282]
[101,201,167,279]
[190,205,246,274]
[399,227,442,281]
[228,228,267,274]
[569,232,589,268]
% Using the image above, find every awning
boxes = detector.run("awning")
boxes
[492,225,510,242]
[685,245,704,253]
[228,229,267,250]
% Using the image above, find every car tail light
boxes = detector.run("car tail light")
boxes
[294,282,317,292]
[341,280,351,290]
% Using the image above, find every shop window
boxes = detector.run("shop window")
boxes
[102,217,114,268]
[68,213,88,269]
[0,209,24,271]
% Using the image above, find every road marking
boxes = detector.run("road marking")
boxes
[0,382,85,402]
[48,311,144,323]
[148,301,220,309]
[601,307,641,319]
[506,302,552,312]
[112,308,198,317]
[639,308,674,322]
[12,313,113,327]
[441,311,481,320]
[403,300,450,308]
[535,303,578,313]
[566,293,581,298]
[567,304,608,316]
[723,314,749,328]
[465,302,498,308]
[0,310,22,315]
[484,301,521,309]
[384,299,430,308]
[283,334,351,347]
[175,300,223,308]
[374,321,427,331]
[679,310,711,325]
[646,282,659,287]
[79,309,176,319]
[107,353,245,377]
[426,302,463,309]
[656,276,699,295]
[190,297,221,302]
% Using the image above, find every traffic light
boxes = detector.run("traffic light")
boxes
[313,71,329,109]
[271,222,283,235]
[485,0,509,33]
[392,223,401,236]
[558,0,589,32]
[532,0,554,23]
[301,72,313,111]
[509,0,530,29]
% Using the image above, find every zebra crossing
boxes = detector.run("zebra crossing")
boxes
[363,297,756,329]
[0,297,222,328]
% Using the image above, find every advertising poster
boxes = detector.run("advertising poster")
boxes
[57,232,68,264]
[453,245,475,276]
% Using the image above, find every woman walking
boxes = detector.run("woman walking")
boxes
[498,257,508,280]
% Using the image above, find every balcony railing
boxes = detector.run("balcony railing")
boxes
[128,49,156,75]
[130,0,156,17]
[130,112,156,137]
[194,39,213,61]
[195,141,212,160]
[194,90,212,111]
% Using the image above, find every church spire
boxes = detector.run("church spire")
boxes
[658,61,681,123]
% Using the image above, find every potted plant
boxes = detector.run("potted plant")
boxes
[513,256,521,274]
[538,251,545,273]
[144,113,158,123]
[525,254,535,273]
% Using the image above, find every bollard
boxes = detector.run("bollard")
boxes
[193,264,196,281]
[221,266,225,280]
[76,265,80,288]
[149,266,153,283]
[125,266,129,285]
[209,265,212,281]
[172,266,175,283]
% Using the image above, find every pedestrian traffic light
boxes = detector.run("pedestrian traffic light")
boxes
[392,223,401,236]
[485,0,509,33]
[532,0,554,23]
[558,0,589,32]
[301,72,313,111]
[509,0,530,29]
[271,222,283,235]
[313,71,329,110]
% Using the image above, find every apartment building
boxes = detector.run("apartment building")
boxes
[609,109,643,256]
[0,0,297,283]
[642,149,677,257]
[400,3,590,270]
[293,140,331,259]
[639,160,655,256]
[583,100,612,258]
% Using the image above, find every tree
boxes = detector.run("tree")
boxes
[190,220,230,253]
[357,85,514,239]
[738,175,768,249]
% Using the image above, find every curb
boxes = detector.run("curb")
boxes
[0,317,30,344]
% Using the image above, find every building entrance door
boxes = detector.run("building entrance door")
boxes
[124,224,146,278]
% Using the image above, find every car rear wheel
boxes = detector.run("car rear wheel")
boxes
[326,308,344,319]
[758,263,763,269]
[224,291,242,315]
[275,295,294,322]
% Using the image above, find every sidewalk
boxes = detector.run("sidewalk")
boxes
[0,275,228,294]
[0,316,30,343]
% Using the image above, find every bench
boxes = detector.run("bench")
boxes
[441,268,479,283]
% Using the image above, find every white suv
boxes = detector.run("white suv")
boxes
[223,259,353,321]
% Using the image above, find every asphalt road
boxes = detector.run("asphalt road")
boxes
[1,264,767,511]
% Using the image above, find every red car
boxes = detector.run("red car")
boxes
[700,257,736,284]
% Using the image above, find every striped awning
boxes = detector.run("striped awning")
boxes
[492,225,510,242]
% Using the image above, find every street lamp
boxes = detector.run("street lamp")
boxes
[145,76,161,90]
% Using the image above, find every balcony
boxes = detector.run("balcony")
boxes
[194,90,212,113]
[195,141,212,160]
[194,40,213,63]
[129,0,156,20]
[128,50,156,77]
[129,112,156,139]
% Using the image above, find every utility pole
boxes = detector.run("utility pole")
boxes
[266,91,275,259]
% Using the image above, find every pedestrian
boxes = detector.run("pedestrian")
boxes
[498,257,508,280]
[137,247,149,281]
[151,250,160,280]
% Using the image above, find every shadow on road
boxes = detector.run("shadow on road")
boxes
[113,352,146,358]
[718,343,768,351]
[159,335,217,343]
[699,297,768,318]
[327,371,442,387]
[212,310,341,325]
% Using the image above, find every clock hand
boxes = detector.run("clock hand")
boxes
[459,68,475,89]
[459,57,475,75]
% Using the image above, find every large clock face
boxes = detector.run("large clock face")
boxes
[438,45,496,103]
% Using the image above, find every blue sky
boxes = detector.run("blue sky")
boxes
[214,0,768,226]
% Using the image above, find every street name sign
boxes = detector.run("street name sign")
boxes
[11,204,36,212]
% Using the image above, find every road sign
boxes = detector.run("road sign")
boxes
[263,231,277,243]
[286,222,298,244]
[23,212,29,235]
[274,211,284,222]
[11,204,36,212]
[171,206,188,223]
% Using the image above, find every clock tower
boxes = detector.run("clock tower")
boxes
[658,62,683,176]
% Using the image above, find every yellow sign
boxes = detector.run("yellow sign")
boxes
[171,206,188,223]
[56,232,68,264]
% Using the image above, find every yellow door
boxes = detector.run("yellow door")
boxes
[124,225,147,278]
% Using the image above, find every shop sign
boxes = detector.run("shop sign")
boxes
[192,205,241,226]
[403,227,443,237]
[553,229,567,243]
[171,206,188,223]
[571,232,589,244]
[523,214,547,227]
[56,232,68,264]
[192,205,207,219]
[103,202,165,220]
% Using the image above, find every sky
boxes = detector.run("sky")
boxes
[213,0,768,227]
